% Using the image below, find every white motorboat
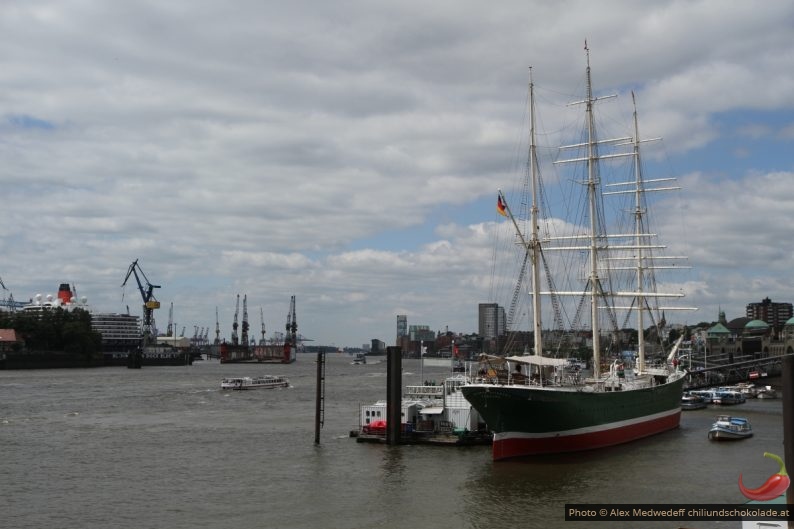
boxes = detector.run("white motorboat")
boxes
[220,375,290,390]
[708,415,752,440]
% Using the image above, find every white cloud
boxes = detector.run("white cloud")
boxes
[2,0,794,345]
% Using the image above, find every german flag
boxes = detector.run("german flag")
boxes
[497,195,507,217]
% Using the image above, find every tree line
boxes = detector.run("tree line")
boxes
[0,308,102,357]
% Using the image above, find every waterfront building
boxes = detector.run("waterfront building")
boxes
[409,325,435,342]
[90,312,141,352]
[370,338,385,355]
[396,315,407,344]
[478,303,505,341]
[0,329,22,352]
[746,297,793,338]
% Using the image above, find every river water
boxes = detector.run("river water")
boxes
[0,354,784,529]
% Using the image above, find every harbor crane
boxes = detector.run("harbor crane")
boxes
[231,294,240,345]
[241,294,249,346]
[166,302,174,337]
[214,307,220,345]
[122,259,161,345]
[0,276,22,311]
[259,308,266,345]
[284,295,297,357]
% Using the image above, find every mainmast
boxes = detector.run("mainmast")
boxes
[631,92,647,373]
[584,44,603,378]
[528,68,543,358]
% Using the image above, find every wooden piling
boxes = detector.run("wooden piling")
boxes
[314,350,325,445]
[386,346,402,445]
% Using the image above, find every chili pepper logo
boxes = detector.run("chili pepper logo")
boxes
[738,452,791,502]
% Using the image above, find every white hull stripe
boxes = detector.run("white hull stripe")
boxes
[493,408,680,441]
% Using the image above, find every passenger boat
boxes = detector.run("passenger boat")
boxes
[680,392,708,410]
[689,389,718,404]
[351,352,367,365]
[461,47,694,460]
[708,415,752,440]
[712,389,745,405]
[220,375,290,390]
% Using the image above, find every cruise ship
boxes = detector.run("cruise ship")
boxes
[23,283,142,358]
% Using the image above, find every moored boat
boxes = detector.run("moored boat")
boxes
[220,375,290,390]
[681,392,708,410]
[756,386,778,399]
[461,47,694,460]
[358,374,490,445]
[712,389,745,405]
[689,389,717,404]
[708,415,752,440]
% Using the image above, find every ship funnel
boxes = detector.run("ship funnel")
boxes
[58,283,73,304]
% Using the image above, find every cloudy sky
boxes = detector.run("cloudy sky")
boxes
[1,0,793,348]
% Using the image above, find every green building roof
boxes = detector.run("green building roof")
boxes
[707,323,730,335]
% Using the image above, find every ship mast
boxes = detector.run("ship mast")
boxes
[496,69,544,359]
[631,92,647,373]
[584,44,603,379]
[528,68,543,358]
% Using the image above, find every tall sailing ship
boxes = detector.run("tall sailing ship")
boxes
[462,47,695,460]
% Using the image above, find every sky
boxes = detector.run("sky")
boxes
[1,0,794,348]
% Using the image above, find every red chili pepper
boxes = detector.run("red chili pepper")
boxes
[739,452,791,502]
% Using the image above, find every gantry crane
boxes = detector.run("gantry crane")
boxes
[122,259,161,345]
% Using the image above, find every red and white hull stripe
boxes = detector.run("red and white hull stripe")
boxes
[492,408,681,460]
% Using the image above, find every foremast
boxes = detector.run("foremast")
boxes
[497,67,544,359]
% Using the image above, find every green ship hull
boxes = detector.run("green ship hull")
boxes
[461,373,685,460]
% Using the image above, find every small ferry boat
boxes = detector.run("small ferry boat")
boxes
[351,353,366,365]
[680,392,708,410]
[220,375,290,390]
[708,415,752,440]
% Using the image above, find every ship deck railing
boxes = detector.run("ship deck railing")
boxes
[404,385,444,398]
[470,374,584,388]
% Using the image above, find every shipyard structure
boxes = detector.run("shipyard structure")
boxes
[215,294,298,364]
